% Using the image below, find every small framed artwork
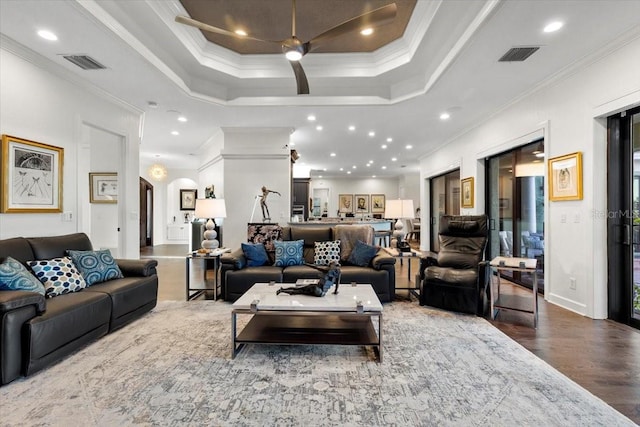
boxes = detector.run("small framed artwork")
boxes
[499,198,510,209]
[549,152,583,201]
[461,177,474,208]
[338,194,353,213]
[1,134,64,213]
[355,194,369,213]
[371,194,385,213]
[180,189,197,210]
[89,172,118,204]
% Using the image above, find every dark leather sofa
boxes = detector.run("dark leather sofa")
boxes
[0,233,158,385]
[220,225,396,302]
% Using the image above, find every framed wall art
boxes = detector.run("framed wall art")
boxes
[338,194,353,213]
[180,189,197,210]
[461,177,474,208]
[89,172,118,203]
[371,194,385,213]
[1,134,63,213]
[355,194,369,213]
[549,151,583,201]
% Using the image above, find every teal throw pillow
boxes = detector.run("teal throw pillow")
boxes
[241,243,269,267]
[274,240,304,267]
[27,257,87,298]
[66,249,123,286]
[0,256,45,295]
[348,240,378,267]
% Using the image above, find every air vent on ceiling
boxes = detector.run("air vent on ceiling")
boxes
[498,46,540,62]
[61,55,106,70]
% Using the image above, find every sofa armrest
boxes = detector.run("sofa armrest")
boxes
[371,251,396,269]
[220,248,247,270]
[0,290,46,315]
[116,259,158,277]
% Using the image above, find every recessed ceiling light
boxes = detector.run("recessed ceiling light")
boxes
[348,125,356,131]
[381,144,387,149]
[372,175,377,178]
[382,166,387,170]
[360,28,374,36]
[386,137,393,142]
[171,131,179,136]
[406,145,413,149]
[391,157,397,162]
[347,171,351,174]
[37,30,58,41]
[235,29,248,36]
[339,167,344,171]
[316,125,323,131]
[440,112,450,120]
[307,115,316,121]
[369,160,374,163]
[330,152,336,157]
[368,131,375,137]
[543,21,564,33]
[178,116,187,122]
[352,165,357,169]
[323,168,327,171]
[366,164,371,167]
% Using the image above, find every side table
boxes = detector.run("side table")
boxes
[489,256,539,328]
[383,248,424,300]
[185,248,230,301]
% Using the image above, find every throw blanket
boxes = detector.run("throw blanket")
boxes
[334,225,375,262]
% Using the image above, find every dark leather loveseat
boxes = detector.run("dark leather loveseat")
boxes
[220,225,396,302]
[0,233,158,385]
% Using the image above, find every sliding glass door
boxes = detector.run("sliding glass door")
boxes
[430,169,460,251]
[486,141,545,292]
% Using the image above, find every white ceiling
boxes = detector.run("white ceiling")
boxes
[1,0,639,177]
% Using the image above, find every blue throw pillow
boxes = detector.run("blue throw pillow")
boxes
[241,243,269,267]
[0,256,45,295]
[274,240,304,267]
[67,249,124,286]
[348,240,379,267]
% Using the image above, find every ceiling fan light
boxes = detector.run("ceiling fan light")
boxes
[285,49,303,61]
[360,28,374,36]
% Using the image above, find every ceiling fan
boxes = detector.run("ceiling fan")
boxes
[175,1,397,95]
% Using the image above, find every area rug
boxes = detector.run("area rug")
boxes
[1,300,634,426]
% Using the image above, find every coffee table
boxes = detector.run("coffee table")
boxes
[231,283,383,361]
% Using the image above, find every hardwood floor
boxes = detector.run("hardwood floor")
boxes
[141,244,640,424]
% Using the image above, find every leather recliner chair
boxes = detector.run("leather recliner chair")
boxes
[419,215,490,316]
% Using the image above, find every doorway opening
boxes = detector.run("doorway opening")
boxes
[140,177,153,248]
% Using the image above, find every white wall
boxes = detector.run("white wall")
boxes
[310,177,400,217]
[0,44,142,258]
[419,35,640,319]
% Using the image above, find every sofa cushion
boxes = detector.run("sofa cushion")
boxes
[0,256,45,295]
[314,240,341,265]
[27,233,93,260]
[290,227,332,263]
[274,240,304,267]
[348,240,378,267]
[66,249,124,286]
[27,257,87,298]
[241,243,269,267]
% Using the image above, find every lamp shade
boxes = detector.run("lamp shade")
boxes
[195,198,227,220]
[384,199,415,219]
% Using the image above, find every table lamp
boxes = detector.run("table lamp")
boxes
[195,198,227,250]
[384,199,415,245]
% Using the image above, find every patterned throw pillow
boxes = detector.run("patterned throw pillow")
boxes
[314,240,341,266]
[347,240,379,267]
[241,243,269,267]
[274,240,304,267]
[0,257,45,295]
[66,249,124,286]
[27,257,87,298]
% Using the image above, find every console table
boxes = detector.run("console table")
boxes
[489,256,539,328]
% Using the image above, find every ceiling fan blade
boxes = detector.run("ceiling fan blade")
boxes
[289,61,309,95]
[175,15,276,44]
[307,3,397,50]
